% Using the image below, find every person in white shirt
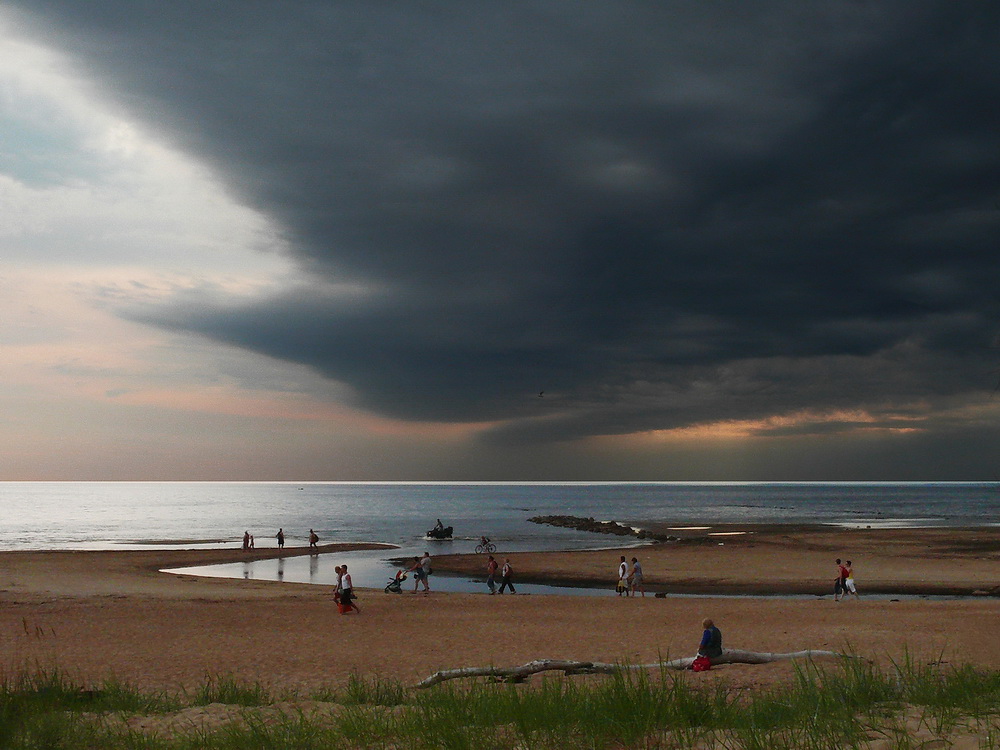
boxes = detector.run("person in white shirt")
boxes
[419,552,432,593]
[617,556,628,596]
[498,558,516,594]
[339,564,359,612]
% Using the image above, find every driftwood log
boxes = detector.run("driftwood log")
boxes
[414,649,848,689]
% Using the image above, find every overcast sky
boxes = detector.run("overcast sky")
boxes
[2,2,998,480]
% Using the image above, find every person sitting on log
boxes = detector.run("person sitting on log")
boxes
[698,618,723,660]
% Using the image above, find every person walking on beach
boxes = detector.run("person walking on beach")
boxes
[333,565,344,601]
[844,560,860,599]
[276,528,285,548]
[309,529,319,549]
[498,558,516,594]
[617,556,628,596]
[242,530,250,550]
[249,534,255,549]
[486,554,499,594]
[629,556,645,597]
[340,564,360,613]
[409,556,429,593]
[834,558,849,601]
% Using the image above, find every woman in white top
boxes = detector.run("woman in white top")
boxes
[844,560,860,599]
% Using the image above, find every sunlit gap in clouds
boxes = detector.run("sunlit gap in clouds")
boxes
[637,409,928,442]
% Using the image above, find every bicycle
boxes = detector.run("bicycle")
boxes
[474,538,497,554]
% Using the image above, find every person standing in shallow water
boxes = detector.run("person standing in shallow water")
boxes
[309,529,319,549]
[276,528,284,548]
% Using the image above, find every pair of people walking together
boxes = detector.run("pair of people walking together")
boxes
[486,555,515,594]
[617,556,645,596]
[833,558,860,600]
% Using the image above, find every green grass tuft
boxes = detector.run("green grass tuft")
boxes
[189,675,272,707]
[338,672,408,706]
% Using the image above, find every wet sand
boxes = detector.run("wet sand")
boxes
[1,527,999,693]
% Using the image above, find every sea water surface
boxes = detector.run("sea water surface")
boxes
[2,482,997,595]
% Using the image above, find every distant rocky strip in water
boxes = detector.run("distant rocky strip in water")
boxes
[528,515,678,542]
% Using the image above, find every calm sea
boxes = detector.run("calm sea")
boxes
[2,481,998,551]
[2,482,996,594]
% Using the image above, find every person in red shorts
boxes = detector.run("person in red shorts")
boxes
[834,558,849,601]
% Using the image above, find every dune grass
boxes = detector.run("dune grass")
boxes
[188,675,273,708]
[311,671,408,706]
[2,654,1000,748]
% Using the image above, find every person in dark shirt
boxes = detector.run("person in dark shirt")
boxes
[698,618,723,659]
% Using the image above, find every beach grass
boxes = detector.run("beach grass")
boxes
[189,675,273,707]
[2,655,1000,749]
[317,672,408,706]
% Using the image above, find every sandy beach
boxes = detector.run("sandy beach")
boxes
[2,526,999,695]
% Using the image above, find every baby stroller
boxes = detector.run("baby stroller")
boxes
[384,571,407,593]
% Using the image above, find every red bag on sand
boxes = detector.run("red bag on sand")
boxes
[691,655,711,672]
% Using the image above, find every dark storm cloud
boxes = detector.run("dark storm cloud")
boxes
[13,1,1000,440]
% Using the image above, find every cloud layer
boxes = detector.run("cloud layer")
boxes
[12,2,1000,450]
